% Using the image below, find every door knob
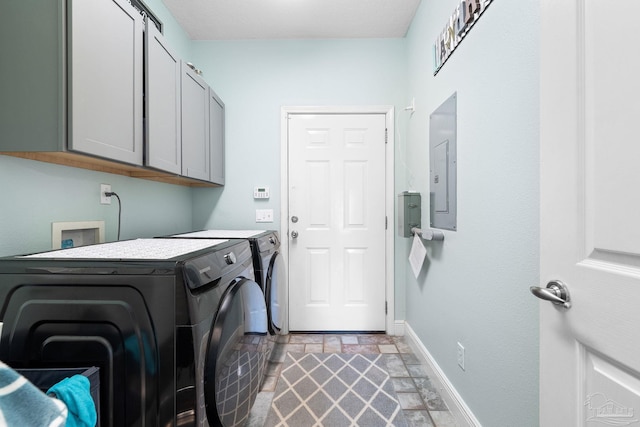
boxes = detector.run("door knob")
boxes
[291,230,299,239]
[530,280,571,309]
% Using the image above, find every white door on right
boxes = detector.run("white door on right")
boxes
[539,1,640,425]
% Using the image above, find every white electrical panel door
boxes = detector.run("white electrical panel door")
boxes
[429,92,457,231]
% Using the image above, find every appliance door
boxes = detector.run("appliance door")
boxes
[204,277,270,427]
[0,277,176,427]
[264,251,286,335]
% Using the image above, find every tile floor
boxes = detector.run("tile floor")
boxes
[246,334,458,427]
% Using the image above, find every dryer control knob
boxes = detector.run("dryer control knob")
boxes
[224,252,236,265]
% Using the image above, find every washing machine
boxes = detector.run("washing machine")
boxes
[169,230,286,335]
[0,238,270,427]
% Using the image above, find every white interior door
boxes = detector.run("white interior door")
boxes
[287,113,386,331]
[539,1,640,425]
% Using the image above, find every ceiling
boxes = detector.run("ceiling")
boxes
[161,0,422,40]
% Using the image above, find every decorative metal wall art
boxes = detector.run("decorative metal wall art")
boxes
[433,0,494,75]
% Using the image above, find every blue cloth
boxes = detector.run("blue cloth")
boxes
[0,361,67,426]
[47,375,97,427]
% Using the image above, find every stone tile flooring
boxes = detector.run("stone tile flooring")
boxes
[246,334,458,427]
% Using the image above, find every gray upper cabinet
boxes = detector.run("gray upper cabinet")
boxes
[0,0,143,165]
[0,0,225,187]
[1,1,64,152]
[68,0,144,164]
[181,62,210,181]
[209,88,225,185]
[145,19,181,174]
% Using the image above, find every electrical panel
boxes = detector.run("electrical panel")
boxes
[429,92,457,231]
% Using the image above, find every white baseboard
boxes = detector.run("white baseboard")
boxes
[392,320,405,336]
[403,322,482,427]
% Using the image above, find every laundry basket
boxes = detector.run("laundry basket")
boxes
[16,366,100,427]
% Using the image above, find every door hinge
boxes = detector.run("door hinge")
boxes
[385,216,388,230]
[385,301,388,315]
[385,128,388,144]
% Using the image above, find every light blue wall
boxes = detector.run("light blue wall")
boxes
[189,38,408,230]
[0,157,193,256]
[145,0,192,59]
[0,0,194,257]
[404,1,540,425]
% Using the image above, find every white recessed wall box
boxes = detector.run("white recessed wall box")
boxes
[52,221,105,249]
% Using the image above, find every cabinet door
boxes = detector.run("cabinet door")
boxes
[68,0,143,165]
[209,88,225,185]
[145,19,181,174]
[0,1,65,152]
[181,63,210,181]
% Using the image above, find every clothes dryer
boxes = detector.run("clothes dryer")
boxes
[0,238,270,427]
[169,230,286,335]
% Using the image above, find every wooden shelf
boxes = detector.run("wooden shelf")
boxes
[2,151,220,188]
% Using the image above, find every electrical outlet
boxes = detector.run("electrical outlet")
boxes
[100,184,112,205]
[457,342,465,371]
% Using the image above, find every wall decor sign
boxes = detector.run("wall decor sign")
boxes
[433,0,494,75]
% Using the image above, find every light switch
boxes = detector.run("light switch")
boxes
[256,209,274,223]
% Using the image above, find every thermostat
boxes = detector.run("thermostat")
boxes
[254,186,270,199]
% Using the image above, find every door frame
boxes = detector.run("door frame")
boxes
[280,105,396,335]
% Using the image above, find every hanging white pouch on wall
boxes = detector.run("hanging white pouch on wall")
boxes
[409,233,427,278]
